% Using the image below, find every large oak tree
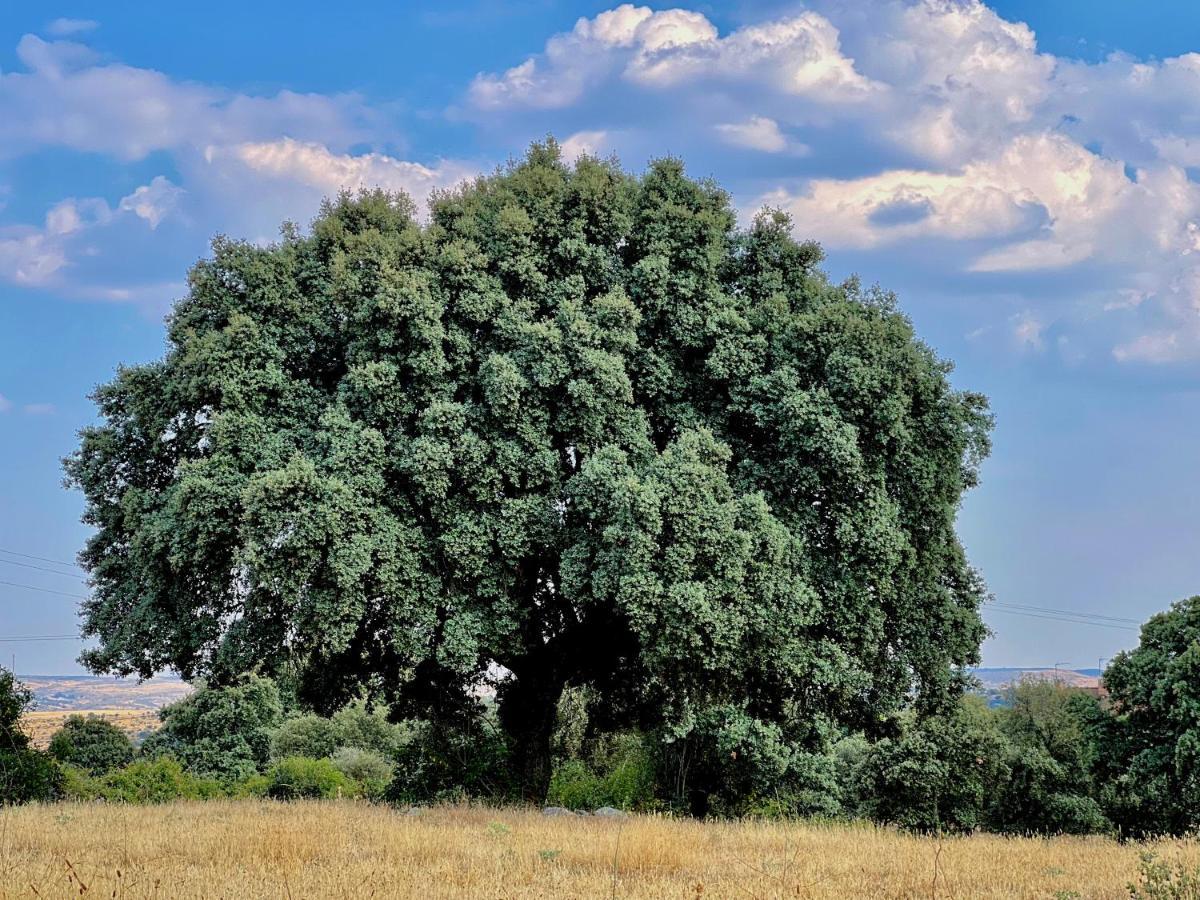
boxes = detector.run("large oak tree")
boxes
[67,143,991,800]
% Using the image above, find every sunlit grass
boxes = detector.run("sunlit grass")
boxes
[0,800,1195,898]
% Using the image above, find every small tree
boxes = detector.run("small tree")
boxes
[0,667,61,803]
[988,679,1109,834]
[1100,596,1200,835]
[854,697,1010,832]
[141,676,283,780]
[49,715,135,775]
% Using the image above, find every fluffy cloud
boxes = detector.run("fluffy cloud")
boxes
[0,33,470,299]
[118,177,184,228]
[559,130,611,163]
[0,35,377,161]
[466,0,1200,363]
[765,133,1200,275]
[0,179,184,291]
[468,4,875,110]
[204,140,472,202]
[7,4,1200,363]
[715,116,794,153]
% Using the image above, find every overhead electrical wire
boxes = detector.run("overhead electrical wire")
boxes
[0,547,81,570]
[0,579,89,600]
[0,558,87,581]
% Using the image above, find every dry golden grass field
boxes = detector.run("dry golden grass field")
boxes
[20,709,162,749]
[0,801,1195,899]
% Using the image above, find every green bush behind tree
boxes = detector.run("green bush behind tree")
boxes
[0,667,61,803]
[48,715,135,775]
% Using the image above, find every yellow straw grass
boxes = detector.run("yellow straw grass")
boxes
[0,800,1195,898]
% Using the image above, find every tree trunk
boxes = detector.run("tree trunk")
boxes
[498,666,564,803]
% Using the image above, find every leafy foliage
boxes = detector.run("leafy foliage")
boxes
[1128,852,1200,900]
[0,667,61,803]
[48,715,135,775]
[63,757,225,803]
[66,141,991,800]
[1097,597,1200,836]
[266,756,357,800]
[988,680,1110,834]
[852,698,1010,832]
[331,747,394,799]
[388,716,512,803]
[140,677,283,780]
[547,732,656,811]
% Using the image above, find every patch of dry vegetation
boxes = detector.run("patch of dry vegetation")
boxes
[0,801,1196,899]
[20,710,160,750]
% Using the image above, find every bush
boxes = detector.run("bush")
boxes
[271,701,411,762]
[0,667,62,803]
[1128,852,1200,900]
[0,747,61,803]
[331,747,394,799]
[59,764,103,800]
[48,715,135,775]
[90,757,225,803]
[548,732,657,812]
[855,699,1011,832]
[659,707,838,817]
[266,757,357,800]
[388,718,512,803]
[331,701,410,756]
[270,715,341,761]
[141,676,284,780]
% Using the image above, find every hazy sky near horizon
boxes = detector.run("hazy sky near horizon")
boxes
[2,0,1199,674]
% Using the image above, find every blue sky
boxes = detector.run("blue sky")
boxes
[2,0,1199,674]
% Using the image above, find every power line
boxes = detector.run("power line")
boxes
[0,558,87,582]
[988,607,1137,628]
[0,579,89,601]
[985,606,1137,631]
[0,547,81,570]
[0,635,81,643]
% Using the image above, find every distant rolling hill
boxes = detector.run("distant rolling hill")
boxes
[971,667,1101,690]
[19,674,193,749]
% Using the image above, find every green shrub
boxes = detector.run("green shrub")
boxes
[388,718,512,803]
[0,667,62,803]
[331,747,394,799]
[331,701,410,756]
[270,715,341,761]
[0,747,62,803]
[140,676,284,781]
[230,772,271,799]
[548,732,656,811]
[48,715,135,775]
[99,757,225,803]
[548,759,603,809]
[1043,793,1110,835]
[855,699,1011,832]
[60,764,104,800]
[266,757,357,800]
[1128,851,1200,900]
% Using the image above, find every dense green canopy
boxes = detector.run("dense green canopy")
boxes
[1100,595,1200,834]
[67,142,991,798]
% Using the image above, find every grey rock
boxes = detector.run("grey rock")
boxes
[541,806,577,817]
[404,806,425,817]
[593,806,628,818]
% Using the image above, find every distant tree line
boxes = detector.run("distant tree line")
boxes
[3,595,1199,837]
